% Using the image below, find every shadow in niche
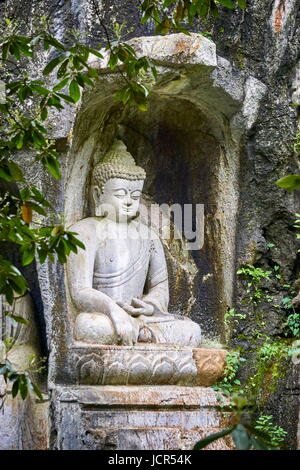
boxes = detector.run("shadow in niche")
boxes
[117,96,225,339]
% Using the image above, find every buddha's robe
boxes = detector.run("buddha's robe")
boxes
[66,217,201,347]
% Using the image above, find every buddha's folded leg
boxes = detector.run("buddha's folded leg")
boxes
[145,318,201,347]
[75,312,118,344]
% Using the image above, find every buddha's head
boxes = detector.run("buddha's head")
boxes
[92,140,146,222]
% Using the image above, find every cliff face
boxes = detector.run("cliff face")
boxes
[0,0,299,449]
[215,2,300,449]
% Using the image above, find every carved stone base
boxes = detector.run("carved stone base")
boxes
[51,385,233,450]
[59,344,227,386]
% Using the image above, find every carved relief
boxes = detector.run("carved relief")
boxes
[74,346,226,386]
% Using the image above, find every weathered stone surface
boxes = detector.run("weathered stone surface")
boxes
[56,344,226,386]
[88,33,217,70]
[0,294,49,450]
[51,385,233,450]
[1,0,299,450]
[0,382,49,450]
[193,348,227,386]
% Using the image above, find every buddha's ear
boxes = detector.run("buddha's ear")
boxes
[92,185,100,201]
[92,185,102,216]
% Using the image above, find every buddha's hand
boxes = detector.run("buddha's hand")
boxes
[117,298,154,318]
[109,304,138,346]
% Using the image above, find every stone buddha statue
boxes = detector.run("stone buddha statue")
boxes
[66,140,201,347]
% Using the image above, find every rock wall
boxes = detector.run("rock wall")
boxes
[0,0,299,449]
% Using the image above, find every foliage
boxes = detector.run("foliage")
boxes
[197,260,295,450]
[283,313,300,337]
[194,423,279,450]
[254,415,287,448]
[237,264,272,302]
[213,350,246,395]
[199,84,300,450]
[0,336,45,409]
[276,174,300,192]
[194,343,290,450]
[139,0,246,35]
[224,307,246,325]
[194,396,284,450]
[255,340,290,373]
[224,307,246,340]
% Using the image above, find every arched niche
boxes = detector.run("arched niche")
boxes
[63,33,263,341]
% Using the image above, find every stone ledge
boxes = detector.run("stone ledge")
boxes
[56,384,230,407]
[87,33,217,71]
[52,385,233,450]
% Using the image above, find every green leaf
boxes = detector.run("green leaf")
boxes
[210,1,220,17]
[276,174,300,192]
[77,73,94,87]
[198,0,210,18]
[174,22,191,35]
[3,337,16,353]
[43,56,64,75]
[40,107,48,121]
[56,92,75,104]
[20,187,31,201]
[37,246,48,264]
[108,52,119,69]
[232,424,251,450]
[86,47,103,59]
[155,17,171,35]
[244,424,275,445]
[163,0,177,7]
[12,377,19,398]
[31,186,52,207]
[13,132,24,150]
[10,43,21,60]
[75,74,85,88]
[2,42,9,60]
[193,426,236,449]
[7,161,23,181]
[31,84,50,96]
[17,86,31,103]
[0,166,13,182]
[218,0,235,7]
[18,43,33,58]
[69,79,81,102]
[53,77,70,92]
[237,0,247,8]
[31,381,43,401]
[29,202,47,216]
[43,36,65,51]
[43,155,61,179]
[21,246,35,266]
[19,376,28,400]
[55,240,67,263]
[67,233,85,250]
[57,58,69,78]
[9,314,29,325]
[3,285,14,305]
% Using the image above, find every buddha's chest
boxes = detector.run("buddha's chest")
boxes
[94,238,148,275]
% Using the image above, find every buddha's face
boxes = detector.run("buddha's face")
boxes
[94,177,144,222]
